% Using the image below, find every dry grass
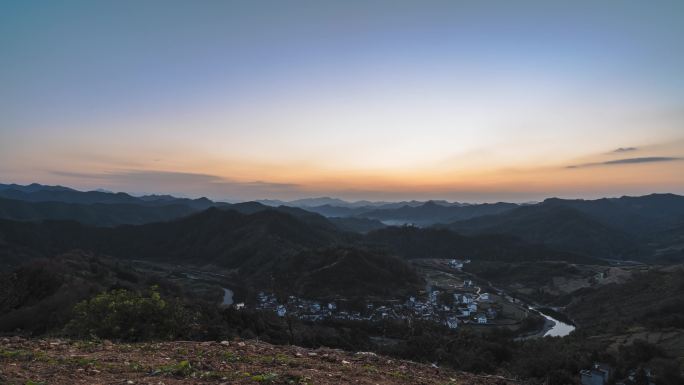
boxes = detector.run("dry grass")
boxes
[0,337,518,385]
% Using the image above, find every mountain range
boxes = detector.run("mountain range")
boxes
[0,183,220,209]
[0,183,683,262]
[0,183,611,302]
[445,194,684,261]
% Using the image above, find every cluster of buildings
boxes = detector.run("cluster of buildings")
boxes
[254,292,364,321]
[415,288,496,327]
[448,258,470,270]
[580,363,656,385]
[248,276,499,329]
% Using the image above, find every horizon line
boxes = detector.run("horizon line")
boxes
[1,181,681,206]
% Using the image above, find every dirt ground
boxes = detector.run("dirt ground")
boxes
[0,337,518,385]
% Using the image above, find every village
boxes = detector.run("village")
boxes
[235,258,529,331]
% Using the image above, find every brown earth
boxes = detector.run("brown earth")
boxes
[0,337,518,385]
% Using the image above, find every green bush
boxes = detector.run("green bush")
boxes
[65,286,191,341]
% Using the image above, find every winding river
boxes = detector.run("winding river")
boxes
[538,311,575,337]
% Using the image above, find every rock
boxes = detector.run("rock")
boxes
[220,340,230,345]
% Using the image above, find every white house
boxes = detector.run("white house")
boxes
[468,303,478,312]
[327,302,337,311]
[462,294,474,304]
[234,302,245,310]
[458,307,471,317]
[445,317,459,329]
[479,293,490,301]
[276,305,287,317]
[476,313,487,324]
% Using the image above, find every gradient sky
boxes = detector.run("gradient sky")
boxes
[1,1,683,202]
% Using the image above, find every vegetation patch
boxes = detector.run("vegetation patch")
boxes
[251,372,278,383]
[154,360,193,377]
[65,286,191,341]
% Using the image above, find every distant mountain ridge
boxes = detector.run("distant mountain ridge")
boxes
[0,183,505,230]
[541,193,684,234]
[256,197,436,209]
[0,183,76,193]
[0,199,596,273]
[356,201,519,226]
[0,197,198,227]
[0,183,230,227]
[0,207,421,299]
[445,193,684,261]
[1,183,682,261]
[0,183,219,209]
[0,207,343,270]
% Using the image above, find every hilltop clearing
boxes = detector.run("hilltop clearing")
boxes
[0,337,518,385]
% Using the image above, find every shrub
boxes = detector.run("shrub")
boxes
[65,286,191,341]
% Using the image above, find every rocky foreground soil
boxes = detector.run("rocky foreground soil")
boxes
[0,337,518,385]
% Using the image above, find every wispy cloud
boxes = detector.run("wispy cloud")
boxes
[567,156,682,169]
[49,169,301,199]
[51,170,221,184]
[612,147,638,153]
[603,157,681,165]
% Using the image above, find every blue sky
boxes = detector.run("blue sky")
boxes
[1,1,683,201]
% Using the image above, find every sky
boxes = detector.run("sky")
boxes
[1,0,683,202]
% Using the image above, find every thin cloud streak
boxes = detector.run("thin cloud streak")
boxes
[567,156,682,169]
[49,169,301,199]
[612,147,638,153]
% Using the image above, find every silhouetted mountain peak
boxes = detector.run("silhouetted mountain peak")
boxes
[0,183,75,193]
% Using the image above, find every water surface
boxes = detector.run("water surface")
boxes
[222,288,234,306]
